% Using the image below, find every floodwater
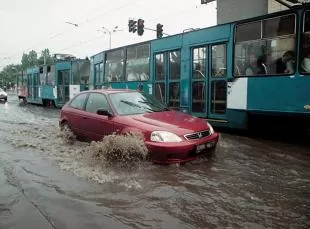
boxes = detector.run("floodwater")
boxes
[0,93,310,229]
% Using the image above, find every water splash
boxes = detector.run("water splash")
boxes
[84,132,148,169]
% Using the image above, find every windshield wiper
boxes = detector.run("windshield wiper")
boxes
[120,100,142,108]
[138,100,168,112]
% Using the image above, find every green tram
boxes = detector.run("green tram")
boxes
[17,55,90,108]
[90,4,310,131]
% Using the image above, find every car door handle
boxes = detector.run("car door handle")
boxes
[82,117,88,119]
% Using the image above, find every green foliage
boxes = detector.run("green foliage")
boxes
[21,50,38,69]
[38,48,54,65]
[1,48,54,88]
[0,64,22,88]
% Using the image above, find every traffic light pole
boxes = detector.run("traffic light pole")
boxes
[144,27,170,36]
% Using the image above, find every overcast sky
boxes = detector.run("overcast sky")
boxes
[0,0,216,69]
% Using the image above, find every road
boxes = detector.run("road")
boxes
[0,93,310,229]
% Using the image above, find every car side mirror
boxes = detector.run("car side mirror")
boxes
[97,108,113,117]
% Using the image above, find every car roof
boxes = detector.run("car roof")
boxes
[87,88,139,95]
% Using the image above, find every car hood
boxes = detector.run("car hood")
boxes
[127,111,210,135]
[0,91,7,96]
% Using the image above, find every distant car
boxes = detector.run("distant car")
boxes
[0,88,7,102]
[59,89,219,164]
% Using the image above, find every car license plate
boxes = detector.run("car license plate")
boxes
[196,144,206,153]
[196,142,215,153]
[206,142,215,148]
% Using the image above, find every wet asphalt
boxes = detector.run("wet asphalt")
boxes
[0,92,309,229]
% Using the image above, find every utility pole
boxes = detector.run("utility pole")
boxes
[98,26,122,49]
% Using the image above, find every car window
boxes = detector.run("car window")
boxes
[109,91,168,115]
[85,93,109,114]
[70,93,88,110]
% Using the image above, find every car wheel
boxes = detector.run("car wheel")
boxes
[60,121,70,131]
[60,121,76,144]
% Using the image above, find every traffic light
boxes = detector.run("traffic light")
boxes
[128,19,137,33]
[156,23,163,38]
[137,18,144,36]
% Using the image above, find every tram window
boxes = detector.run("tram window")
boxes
[33,73,39,85]
[27,74,32,85]
[168,83,180,110]
[154,83,165,104]
[105,49,124,82]
[211,80,227,114]
[98,63,103,83]
[95,64,100,84]
[263,14,295,38]
[235,21,261,42]
[72,62,79,84]
[192,82,205,113]
[301,12,310,73]
[301,34,310,73]
[192,47,206,79]
[155,53,165,80]
[78,61,90,84]
[70,93,88,110]
[47,65,55,85]
[305,11,310,32]
[39,67,44,85]
[63,70,70,84]
[169,51,181,80]
[58,71,63,84]
[86,93,109,114]
[40,72,45,85]
[64,86,70,101]
[126,44,150,81]
[234,14,296,77]
[211,44,226,77]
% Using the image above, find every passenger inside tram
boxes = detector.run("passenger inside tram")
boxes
[301,51,310,73]
[245,53,258,76]
[275,50,295,74]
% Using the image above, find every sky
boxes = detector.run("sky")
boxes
[0,0,217,69]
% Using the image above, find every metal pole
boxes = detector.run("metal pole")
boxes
[109,31,112,49]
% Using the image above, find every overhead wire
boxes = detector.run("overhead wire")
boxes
[0,0,213,69]
[1,0,141,66]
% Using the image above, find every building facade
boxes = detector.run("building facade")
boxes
[216,0,290,24]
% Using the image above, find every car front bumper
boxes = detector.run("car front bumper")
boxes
[0,95,7,100]
[146,132,219,164]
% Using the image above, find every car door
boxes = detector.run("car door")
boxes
[66,92,89,138]
[83,92,115,141]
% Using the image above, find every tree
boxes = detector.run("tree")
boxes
[21,53,30,69]
[0,64,22,88]
[38,48,54,65]
[28,50,38,66]
[21,50,38,69]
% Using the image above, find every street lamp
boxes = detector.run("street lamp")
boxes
[97,26,122,49]
[65,21,79,27]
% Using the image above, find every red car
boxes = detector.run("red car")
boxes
[59,89,219,164]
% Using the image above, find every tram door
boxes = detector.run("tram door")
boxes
[57,70,70,104]
[154,50,181,110]
[27,73,33,100]
[191,44,227,120]
[33,72,39,100]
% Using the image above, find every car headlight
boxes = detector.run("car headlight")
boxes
[207,122,214,134]
[150,131,182,143]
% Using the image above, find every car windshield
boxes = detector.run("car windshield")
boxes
[0,88,3,92]
[109,91,169,115]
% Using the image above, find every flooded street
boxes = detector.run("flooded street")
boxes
[0,93,310,229]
